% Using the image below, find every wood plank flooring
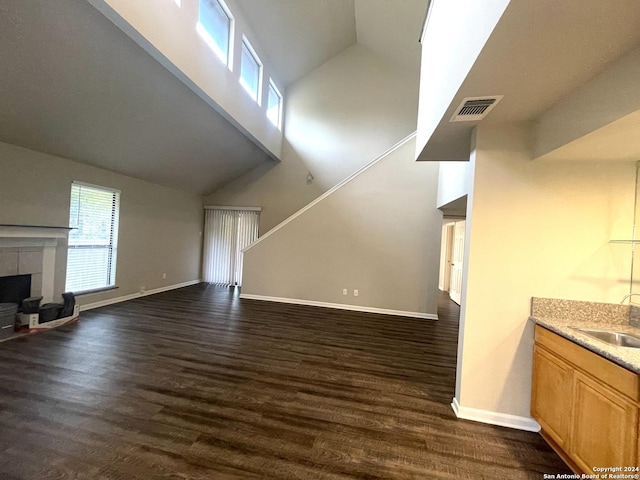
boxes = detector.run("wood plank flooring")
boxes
[0,285,570,479]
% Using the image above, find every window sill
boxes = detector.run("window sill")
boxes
[72,286,119,297]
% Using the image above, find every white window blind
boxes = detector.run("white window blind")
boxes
[202,208,260,286]
[66,182,120,293]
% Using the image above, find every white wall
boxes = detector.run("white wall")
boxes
[207,44,420,232]
[87,0,283,159]
[534,45,640,160]
[0,142,204,307]
[240,137,442,317]
[415,0,510,160]
[454,124,635,421]
[437,161,474,209]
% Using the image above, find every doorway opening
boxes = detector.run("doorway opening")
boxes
[439,219,465,305]
[437,196,467,306]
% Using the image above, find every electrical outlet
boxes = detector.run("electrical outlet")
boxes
[162,273,167,279]
[342,288,348,296]
[353,289,359,297]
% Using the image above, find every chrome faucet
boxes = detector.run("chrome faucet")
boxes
[620,293,640,304]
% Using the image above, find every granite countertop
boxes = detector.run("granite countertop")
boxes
[530,297,640,375]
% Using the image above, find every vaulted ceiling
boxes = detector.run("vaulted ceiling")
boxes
[234,0,357,87]
[0,0,428,194]
[235,0,427,86]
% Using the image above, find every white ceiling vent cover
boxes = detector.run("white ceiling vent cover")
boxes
[450,95,504,122]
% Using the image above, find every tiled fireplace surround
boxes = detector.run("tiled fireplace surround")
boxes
[0,226,69,304]
[0,247,44,297]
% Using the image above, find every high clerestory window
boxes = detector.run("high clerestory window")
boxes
[267,79,282,129]
[196,1,284,127]
[197,0,233,66]
[239,37,262,103]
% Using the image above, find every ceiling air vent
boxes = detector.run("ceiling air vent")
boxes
[450,95,504,122]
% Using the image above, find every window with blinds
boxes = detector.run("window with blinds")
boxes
[65,182,120,294]
[202,207,260,286]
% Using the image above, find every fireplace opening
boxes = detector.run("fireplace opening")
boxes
[0,274,31,309]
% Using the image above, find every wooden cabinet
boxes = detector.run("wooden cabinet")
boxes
[531,345,573,449]
[531,325,640,473]
[570,371,638,471]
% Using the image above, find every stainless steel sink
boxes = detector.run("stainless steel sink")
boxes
[573,328,640,348]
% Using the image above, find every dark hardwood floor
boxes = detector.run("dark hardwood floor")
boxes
[0,285,570,479]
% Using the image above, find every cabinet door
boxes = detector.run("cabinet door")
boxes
[570,371,638,472]
[531,345,573,448]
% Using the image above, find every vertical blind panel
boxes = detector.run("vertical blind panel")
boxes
[203,209,259,286]
[66,183,120,293]
[234,211,259,286]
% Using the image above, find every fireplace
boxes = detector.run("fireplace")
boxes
[0,225,80,333]
[0,274,31,307]
[0,224,72,303]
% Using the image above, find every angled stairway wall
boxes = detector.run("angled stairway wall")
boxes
[207,44,421,232]
[240,134,442,319]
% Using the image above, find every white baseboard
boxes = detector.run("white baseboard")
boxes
[451,397,541,432]
[238,293,438,320]
[79,279,202,312]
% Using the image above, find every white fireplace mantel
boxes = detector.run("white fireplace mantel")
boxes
[0,224,71,243]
